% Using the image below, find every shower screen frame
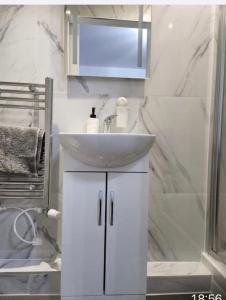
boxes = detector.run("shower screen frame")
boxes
[208,6,226,262]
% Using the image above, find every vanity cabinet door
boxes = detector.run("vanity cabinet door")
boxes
[105,172,148,295]
[61,172,106,296]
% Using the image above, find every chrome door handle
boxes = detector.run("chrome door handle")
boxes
[110,191,115,226]
[98,190,103,226]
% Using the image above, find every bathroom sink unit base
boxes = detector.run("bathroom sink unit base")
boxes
[60,148,152,300]
[61,170,148,298]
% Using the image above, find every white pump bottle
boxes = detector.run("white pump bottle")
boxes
[116,97,128,130]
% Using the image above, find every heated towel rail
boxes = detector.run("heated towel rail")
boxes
[0,78,53,207]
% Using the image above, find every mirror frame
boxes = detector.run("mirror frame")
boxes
[65,9,151,79]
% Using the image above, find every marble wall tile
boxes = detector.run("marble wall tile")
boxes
[53,93,142,133]
[35,5,66,93]
[0,6,38,126]
[0,5,66,90]
[144,5,216,262]
[147,5,213,98]
[67,77,144,99]
[0,271,60,294]
[143,96,208,194]
[148,193,206,261]
[0,6,37,83]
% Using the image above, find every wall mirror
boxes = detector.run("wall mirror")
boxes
[65,5,151,79]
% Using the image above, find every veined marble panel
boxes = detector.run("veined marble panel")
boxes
[53,92,142,133]
[148,193,206,261]
[67,76,144,98]
[0,6,66,92]
[144,5,217,263]
[147,5,213,98]
[0,271,60,294]
[0,5,37,83]
[0,6,38,125]
[142,96,208,194]
[35,5,66,93]
[0,5,65,127]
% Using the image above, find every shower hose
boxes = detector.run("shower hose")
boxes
[0,207,42,246]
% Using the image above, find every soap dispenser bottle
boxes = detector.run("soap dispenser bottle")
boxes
[116,97,128,130]
[86,107,99,133]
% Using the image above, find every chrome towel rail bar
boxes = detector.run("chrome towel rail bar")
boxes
[0,89,45,95]
[0,104,45,110]
[0,82,45,88]
[0,77,53,207]
[0,96,46,103]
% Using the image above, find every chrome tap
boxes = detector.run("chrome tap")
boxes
[103,114,117,133]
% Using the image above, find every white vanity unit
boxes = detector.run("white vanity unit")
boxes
[60,133,155,300]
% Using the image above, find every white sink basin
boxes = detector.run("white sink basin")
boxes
[59,133,155,168]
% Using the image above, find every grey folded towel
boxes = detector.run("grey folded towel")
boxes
[0,126,45,176]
